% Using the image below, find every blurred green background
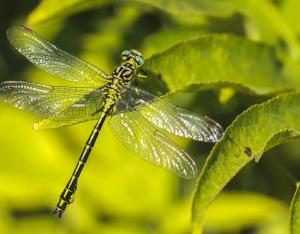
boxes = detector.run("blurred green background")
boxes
[0,0,300,234]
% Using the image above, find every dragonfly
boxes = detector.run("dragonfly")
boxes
[1,25,223,218]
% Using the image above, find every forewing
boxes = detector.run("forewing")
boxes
[7,26,108,86]
[116,86,223,142]
[0,81,104,129]
[109,111,197,178]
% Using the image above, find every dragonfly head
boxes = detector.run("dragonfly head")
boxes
[121,49,144,67]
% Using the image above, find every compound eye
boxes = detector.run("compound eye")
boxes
[121,50,130,58]
[135,56,144,66]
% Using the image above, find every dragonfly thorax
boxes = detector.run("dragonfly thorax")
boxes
[111,63,134,82]
[104,50,144,109]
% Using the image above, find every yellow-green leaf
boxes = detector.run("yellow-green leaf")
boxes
[144,35,300,95]
[290,182,300,234]
[131,0,237,15]
[191,92,300,233]
[136,0,300,61]
[205,192,288,233]
[27,0,111,27]
[281,0,300,34]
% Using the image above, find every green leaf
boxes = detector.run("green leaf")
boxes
[131,0,238,15]
[281,0,300,34]
[27,0,111,27]
[191,92,300,233]
[144,35,300,95]
[27,0,238,27]
[204,192,288,233]
[142,17,208,57]
[290,182,300,234]
[239,0,300,61]
[142,13,245,57]
[136,0,300,61]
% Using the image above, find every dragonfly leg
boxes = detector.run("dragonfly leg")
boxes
[137,74,147,79]
[53,111,108,218]
[137,70,147,79]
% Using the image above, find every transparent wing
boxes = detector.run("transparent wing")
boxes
[0,81,104,129]
[109,111,197,178]
[7,26,108,86]
[116,86,223,142]
[35,87,104,129]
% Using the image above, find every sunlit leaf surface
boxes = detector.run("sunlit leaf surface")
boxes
[192,92,300,232]
[205,192,289,234]
[290,182,300,234]
[27,0,111,27]
[130,0,238,15]
[144,35,300,94]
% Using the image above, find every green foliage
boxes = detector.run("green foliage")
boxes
[290,183,300,234]
[144,35,299,94]
[27,0,111,27]
[2,0,300,234]
[126,0,238,15]
[204,192,289,233]
[192,92,300,232]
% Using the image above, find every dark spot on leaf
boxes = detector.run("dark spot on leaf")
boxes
[244,147,252,157]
